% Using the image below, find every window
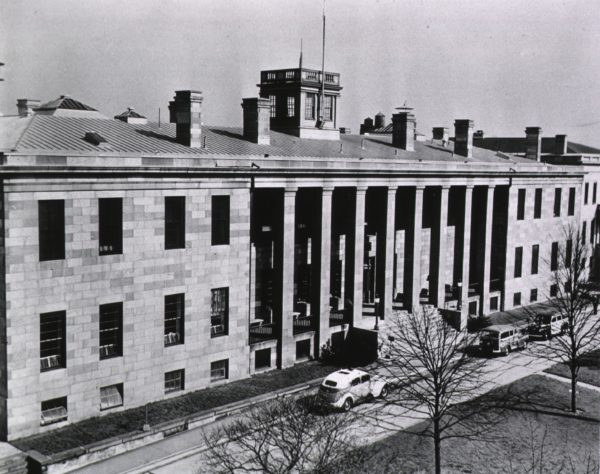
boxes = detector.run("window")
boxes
[554,188,562,217]
[531,244,539,275]
[514,247,523,278]
[165,196,185,249]
[583,222,587,244]
[165,369,185,393]
[550,284,558,297]
[269,95,276,118]
[164,293,184,346]
[517,189,526,220]
[551,242,559,271]
[255,348,271,370]
[513,292,521,306]
[594,182,598,204]
[585,183,589,204]
[99,198,122,255]
[305,93,316,120]
[286,96,295,117]
[211,360,228,381]
[40,311,66,371]
[490,296,499,312]
[39,200,65,261]
[99,302,122,359]
[211,288,228,337]
[530,288,538,303]
[41,397,67,426]
[568,188,576,216]
[566,239,572,267]
[323,95,333,121]
[592,220,596,244]
[534,189,542,219]
[211,195,230,245]
[296,339,311,360]
[100,384,123,410]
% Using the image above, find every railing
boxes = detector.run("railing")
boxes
[293,316,314,334]
[250,323,277,343]
[329,310,346,327]
[260,68,340,85]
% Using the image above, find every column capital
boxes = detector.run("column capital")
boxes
[487,184,497,189]
[284,186,298,194]
[415,184,426,192]
[387,186,398,195]
[322,186,335,193]
[356,185,368,194]
[440,185,451,191]
[465,184,475,190]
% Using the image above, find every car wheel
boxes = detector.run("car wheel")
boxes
[379,386,389,399]
[342,398,353,412]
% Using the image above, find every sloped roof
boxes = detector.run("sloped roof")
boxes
[36,95,97,112]
[114,108,146,120]
[474,137,600,155]
[6,114,543,165]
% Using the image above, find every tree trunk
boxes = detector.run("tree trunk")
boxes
[433,417,441,474]
[571,370,577,413]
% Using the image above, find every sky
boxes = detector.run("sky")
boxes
[1,0,600,147]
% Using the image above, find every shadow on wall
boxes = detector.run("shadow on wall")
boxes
[320,328,379,367]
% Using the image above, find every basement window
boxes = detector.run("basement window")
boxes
[41,397,67,426]
[210,359,229,382]
[165,369,185,393]
[100,384,123,410]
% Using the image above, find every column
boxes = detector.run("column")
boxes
[382,187,397,318]
[460,186,474,328]
[352,187,367,326]
[409,186,424,312]
[434,186,450,308]
[317,187,333,356]
[280,187,296,368]
[481,186,495,315]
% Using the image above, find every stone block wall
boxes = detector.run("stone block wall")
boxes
[3,178,251,439]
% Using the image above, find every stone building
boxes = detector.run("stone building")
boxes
[0,66,589,440]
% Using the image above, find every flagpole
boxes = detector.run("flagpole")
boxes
[319,1,326,126]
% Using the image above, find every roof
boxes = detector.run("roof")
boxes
[1,114,545,165]
[114,108,146,120]
[36,95,97,112]
[322,369,367,387]
[474,137,600,155]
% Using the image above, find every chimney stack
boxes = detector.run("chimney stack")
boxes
[525,127,542,162]
[555,134,568,155]
[392,108,416,151]
[169,90,203,148]
[242,98,270,145]
[432,127,449,143]
[374,112,386,129]
[454,119,474,158]
[17,98,40,117]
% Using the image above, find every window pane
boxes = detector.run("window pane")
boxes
[40,311,66,371]
[100,384,123,410]
[287,96,295,117]
[269,95,276,118]
[517,189,526,220]
[514,247,523,278]
[554,189,562,217]
[323,95,333,121]
[568,188,576,216]
[211,196,230,245]
[99,198,122,255]
[531,244,539,275]
[304,93,315,120]
[551,242,558,271]
[164,293,184,346]
[165,196,185,249]
[211,288,229,337]
[99,302,122,359]
[41,397,67,426]
[534,188,542,219]
[210,360,228,381]
[39,200,65,261]
[165,369,185,393]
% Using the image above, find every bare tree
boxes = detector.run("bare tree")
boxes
[536,224,600,413]
[379,306,494,474]
[201,396,368,474]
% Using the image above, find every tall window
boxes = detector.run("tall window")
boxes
[165,369,184,393]
[165,196,185,249]
[304,93,315,120]
[514,246,523,278]
[592,220,596,245]
[210,359,229,382]
[164,293,184,346]
[594,183,598,204]
[210,287,228,337]
[531,244,539,275]
[568,188,576,216]
[286,96,295,117]
[99,198,122,255]
[585,183,589,205]
[99,302,123,359]
[211,195,230,245]
[323,95,333,121]
[566,239,572,267]
[583,221,587,244]
[551,242,559,271]
[554,188,562,217]
[268,95,276,118]
[513,292,521,307]
[517,189,526,220]
[41,397,67,426]
[534,188,542,219]
[530,288,538,303]
[40,310,66,371]
[39,200,65,261]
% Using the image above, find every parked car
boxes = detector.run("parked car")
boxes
[479,324,529,356]
[318,369,389,411]
[528,312,569,340]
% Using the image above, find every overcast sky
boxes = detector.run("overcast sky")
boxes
[2,0,599,146]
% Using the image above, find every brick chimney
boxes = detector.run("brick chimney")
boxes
[17,99,40,117]
[432,127,449,142]
[525,127,542,161]
[454,120,474,158]
[169,90,203,148]
[242,98,270,145]
[555,134,568,155]
[392,108,416,151]
[374,112,386,129]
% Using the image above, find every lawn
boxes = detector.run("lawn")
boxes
[339,374,599,473]
[12,361,337,456]
[544,348,600,387]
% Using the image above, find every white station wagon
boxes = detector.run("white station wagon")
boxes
[318,369,389,411]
